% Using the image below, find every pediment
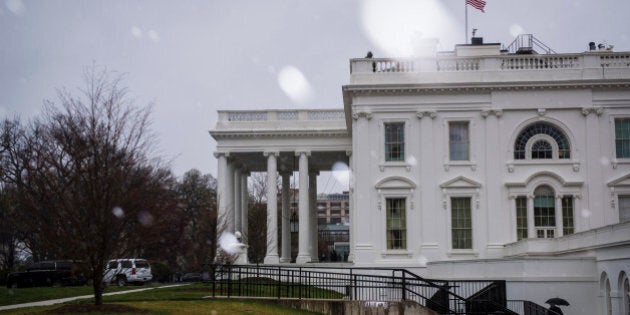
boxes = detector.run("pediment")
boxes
[439,176,482,189]
[505,171,583,188]
[608,173,630,187]
[375,176,416,189]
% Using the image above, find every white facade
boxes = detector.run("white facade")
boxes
[211,39,630,314]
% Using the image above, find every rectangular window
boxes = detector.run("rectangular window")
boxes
[449,121,470,161]
[562,196,575,235]
[386,198,406,250]
[619,195,630,223]
[516,196,528,240]
[534,194,556,238]
[616,118,630,158]
[451,197,472,249]
[385,123,405,161]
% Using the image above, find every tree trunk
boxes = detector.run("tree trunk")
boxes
[93,275,104,305]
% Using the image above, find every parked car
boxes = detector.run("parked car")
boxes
[181,272,202,282]
[6,260,87,288]
[103,258,152,286]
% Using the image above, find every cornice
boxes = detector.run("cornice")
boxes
[342,79,630,96]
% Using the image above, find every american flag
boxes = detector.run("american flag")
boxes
[467,0,486,12]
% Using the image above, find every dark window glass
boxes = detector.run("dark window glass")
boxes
[449,122,470,161]
[531,140,553,159]
[514,122,570,159]
[616,118,630,158]
[386,198,406,249]
[516,196,528,240]
[451,197,472,249]
[562,196,574,235]
[385,123,405,161]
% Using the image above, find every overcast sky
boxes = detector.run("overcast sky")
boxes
[1,0,629,193]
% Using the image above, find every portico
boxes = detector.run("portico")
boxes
[210,109,351,264]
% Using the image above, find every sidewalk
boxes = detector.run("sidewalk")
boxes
[0,283,189,312]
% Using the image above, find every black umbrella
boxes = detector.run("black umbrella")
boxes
[546,297,570,306]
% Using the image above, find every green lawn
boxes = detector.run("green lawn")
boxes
[0,284,152,306]
[1,282,339,314]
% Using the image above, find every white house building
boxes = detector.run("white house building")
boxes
[210,35,630,315]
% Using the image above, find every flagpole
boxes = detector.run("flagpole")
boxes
[465,0,468,44]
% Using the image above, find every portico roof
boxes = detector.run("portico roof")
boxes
[210,109,351,172]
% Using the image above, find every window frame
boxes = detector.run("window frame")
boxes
[513,121,571,160]
[515,196,528,241]
[384,122,405,162]
[448,121,470,161]
[450,196,473,250]
[385,197,407,250]
[378,118,411,171]
[443,117,477,171]
[615,117,630,159]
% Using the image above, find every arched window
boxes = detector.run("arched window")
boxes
[534,185,556,238]
[531,140,553,159]
[514,122,571,159]
[621,272,630,315]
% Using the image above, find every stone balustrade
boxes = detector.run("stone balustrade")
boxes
[219,109,345,123]
[350,52,630,84]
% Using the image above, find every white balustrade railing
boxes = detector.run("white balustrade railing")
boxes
[351,52,630,75]
[500,55,579,70]
[436,57,480,71]
[221,110,345,123]
[227,111,267,122]
[601,54,630,68]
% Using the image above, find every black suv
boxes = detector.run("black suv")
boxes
[6,260,87,288]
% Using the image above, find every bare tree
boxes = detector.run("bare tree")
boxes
[0,66,176,305]
[175,169,217,272]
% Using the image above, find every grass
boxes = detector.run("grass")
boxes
[1,281,341,314]
[0,284,155,306]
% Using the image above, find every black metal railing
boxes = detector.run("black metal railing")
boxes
[207,264,519,314]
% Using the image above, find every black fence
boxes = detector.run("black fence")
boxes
[208,264,519,314]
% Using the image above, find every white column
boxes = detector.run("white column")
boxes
[309,170,319,262]
[225,158,235,232]
[214,152,230,235]
[555,196,564,237]
[527,195,535,238]
[264,152,279,264]
[280,173,291,263]
[296,151,311,264]
[346,150,355,262]
[241,172,249,243]
[234,167,242,234]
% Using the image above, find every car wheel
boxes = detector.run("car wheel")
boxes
[116,276,127,287]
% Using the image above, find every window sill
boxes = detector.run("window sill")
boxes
[379,162,411,172]
[381,250,413,258]
[446,250,478,258]
[612,158,630,169]
[506,159,580,173]
[443,161,476,171]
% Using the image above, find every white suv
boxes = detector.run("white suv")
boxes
[103,258,152,286]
